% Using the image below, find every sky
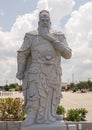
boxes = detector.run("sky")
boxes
[0,0,92,85]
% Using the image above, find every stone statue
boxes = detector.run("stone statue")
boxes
[16,10,72,127]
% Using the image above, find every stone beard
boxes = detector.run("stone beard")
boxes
[16,10,72,127]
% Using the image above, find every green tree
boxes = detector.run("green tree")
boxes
[9,83,17,89]
[76,81,88,91]
[70,83,77,92]
[87,80,92,91]
[4,85,10,91]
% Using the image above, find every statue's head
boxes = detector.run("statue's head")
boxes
[38,10,51,28]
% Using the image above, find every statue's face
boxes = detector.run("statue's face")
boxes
[39,14,51,28]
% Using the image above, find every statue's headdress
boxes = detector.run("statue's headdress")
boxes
[39,10,50,20]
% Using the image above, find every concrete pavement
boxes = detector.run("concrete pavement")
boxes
[60,91,92,121]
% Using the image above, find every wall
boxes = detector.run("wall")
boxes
[0,121,92,130]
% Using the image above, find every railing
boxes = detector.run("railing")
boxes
[0,91,23,98]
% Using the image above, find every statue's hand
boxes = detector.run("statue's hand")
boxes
[16,72,24,80]
[42,34,56,43]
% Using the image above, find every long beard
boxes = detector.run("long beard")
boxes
[38,26,50,36]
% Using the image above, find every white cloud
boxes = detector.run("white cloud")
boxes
[0,30,18,85]
[11,11,38,39]
[11,0,75,36]
[83,59,92,64]
[37,0,49,10]
[47,0,75,28]
[87,30,92,48]
[64,2,92,82]
[0,0,75,85]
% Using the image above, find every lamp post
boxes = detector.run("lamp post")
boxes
[72,73,74,83]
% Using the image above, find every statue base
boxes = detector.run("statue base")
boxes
[21,121,67,130]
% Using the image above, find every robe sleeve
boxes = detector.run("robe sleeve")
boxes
[17,33,32,75]
[53,33,72,59]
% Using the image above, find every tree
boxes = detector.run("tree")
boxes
[76,81,88,92]
[4,85,10,91]
[9,83,17,89]
[70,83,78,92]
[87,80,92,91]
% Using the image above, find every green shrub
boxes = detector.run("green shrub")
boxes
[66,108,88,121]
[0,98,25,121]
[78,108,88,121]
[56,105,66,116]
[0,98,88,122]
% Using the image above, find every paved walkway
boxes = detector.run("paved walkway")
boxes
[60,91,92,121]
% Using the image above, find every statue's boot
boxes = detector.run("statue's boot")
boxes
[51,103,63,121]
[36,116,56,124]
[47,111,56,123]
[48,116,56,122]
[21,111,37,127]
[52,90,63,121]
[21,98,39,127]
[55,114,63,120]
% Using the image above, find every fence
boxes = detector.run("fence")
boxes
[0,91,23,98]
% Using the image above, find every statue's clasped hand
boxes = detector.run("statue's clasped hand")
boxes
[42,34,56,43]
[16,72,24,80]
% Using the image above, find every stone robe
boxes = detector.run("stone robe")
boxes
[17,30,72,123]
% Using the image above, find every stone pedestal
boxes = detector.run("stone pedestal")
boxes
[21,121,67,130]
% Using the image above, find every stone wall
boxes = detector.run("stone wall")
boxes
[0,121,21,130]
[66,122,92,130]
[0,121,92,130]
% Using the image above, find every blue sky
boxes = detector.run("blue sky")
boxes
[0,0,38,30]
[0,0,92,85]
